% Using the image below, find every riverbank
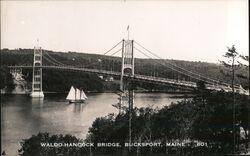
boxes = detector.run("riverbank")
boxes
[1,90,194,95]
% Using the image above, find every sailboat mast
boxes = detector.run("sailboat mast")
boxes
[75,88,76,100]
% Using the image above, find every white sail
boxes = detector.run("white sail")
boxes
[81,90,88,99]
[66,86,75,100]
[75,88,81,100]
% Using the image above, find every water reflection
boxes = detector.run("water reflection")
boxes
[73,103,87,113]
[31,97,44,104]
[31,98,44,113]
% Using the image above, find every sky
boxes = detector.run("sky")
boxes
[1,0,249,63]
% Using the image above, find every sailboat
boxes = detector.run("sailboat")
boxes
[66,86,88,103]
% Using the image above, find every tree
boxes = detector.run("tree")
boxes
[220,45,248,153]
[0,66,15,91]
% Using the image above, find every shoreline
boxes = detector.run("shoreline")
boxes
[1,90,194,95]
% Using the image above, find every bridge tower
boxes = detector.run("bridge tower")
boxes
[120,39,134,90]
[30,46,44,98]
[120,39,134,151]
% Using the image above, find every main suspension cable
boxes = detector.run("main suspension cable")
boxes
[134,41,230,86]
[103,40,123,55]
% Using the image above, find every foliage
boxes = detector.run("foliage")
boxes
[220,45,249,88]
[86,91,249,155]
[0,66,15,91]
[18,133,90,156]
[42,70,104,92]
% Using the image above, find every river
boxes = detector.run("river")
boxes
[1,93,187,155]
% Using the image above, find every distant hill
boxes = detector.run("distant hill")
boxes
[1,48,249,92]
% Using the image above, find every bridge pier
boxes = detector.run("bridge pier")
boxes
[30,46,44,98]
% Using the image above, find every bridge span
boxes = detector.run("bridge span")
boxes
[8,65,248,95]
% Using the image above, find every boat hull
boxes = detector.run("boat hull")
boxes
[68,100,85,103]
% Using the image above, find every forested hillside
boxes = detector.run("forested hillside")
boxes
[1,48,249,92]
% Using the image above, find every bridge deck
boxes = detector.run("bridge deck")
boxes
[8,65,249,95]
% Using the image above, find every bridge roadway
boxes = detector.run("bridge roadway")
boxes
[8,65,248,95]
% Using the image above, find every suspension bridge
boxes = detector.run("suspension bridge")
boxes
[8,39,248,97]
